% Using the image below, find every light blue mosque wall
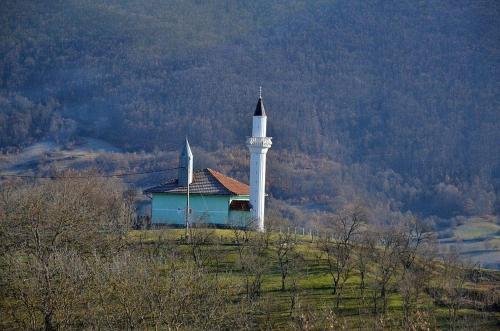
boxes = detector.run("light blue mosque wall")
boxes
[151,193,250,226]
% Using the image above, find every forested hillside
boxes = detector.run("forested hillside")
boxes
[1,0,499,219]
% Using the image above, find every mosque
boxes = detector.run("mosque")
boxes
[144,94,272,231]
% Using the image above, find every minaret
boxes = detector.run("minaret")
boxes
[178,138,193,186]
[247,88,272,231]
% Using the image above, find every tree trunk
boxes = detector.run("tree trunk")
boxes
[381,285,387,314]
[44,312,55,331]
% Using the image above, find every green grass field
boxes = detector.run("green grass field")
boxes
[128,228,500,330]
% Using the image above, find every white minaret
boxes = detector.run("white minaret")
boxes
[247,88,272,231]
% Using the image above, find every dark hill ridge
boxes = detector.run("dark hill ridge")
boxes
[1,0,499,218]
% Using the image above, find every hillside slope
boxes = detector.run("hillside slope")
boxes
[1,0,499,219]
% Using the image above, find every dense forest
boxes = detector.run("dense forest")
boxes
[1,0,499,220]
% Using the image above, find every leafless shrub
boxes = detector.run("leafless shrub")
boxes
[439,250,476,330]
[318,206,365,308]
[0,174,132,330]
[396,216,434,326]
[187,221,215,268]
[354,230,373,308]
[272,229,299,291]
[289,304,347,331]
[87,250,254,330]
[367,224,402,315]
[232,220,269,300]
[404,309,438,331]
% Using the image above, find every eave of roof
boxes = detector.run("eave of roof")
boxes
[143,168,249,196]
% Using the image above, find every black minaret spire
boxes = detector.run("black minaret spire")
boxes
[254,86,266,116]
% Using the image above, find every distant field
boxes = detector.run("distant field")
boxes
[0,138,121,175]
[438,216,500,269]
[0,138,124,175]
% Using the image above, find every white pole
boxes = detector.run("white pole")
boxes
[185,175,190,238]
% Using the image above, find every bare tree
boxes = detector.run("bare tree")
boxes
[0,173,132,330]
[367,224,402,315]
[354,230,374,308]
[273,230,298,291]
[186,220,215,268]
[439,249,474,330]
[318,207,365,308]
[396,216,434,326]
[86,249,255,330]
[232,219,268,299]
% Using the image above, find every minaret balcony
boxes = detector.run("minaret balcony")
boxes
[246,137,272,148]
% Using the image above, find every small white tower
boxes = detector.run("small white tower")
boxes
[247,88,272,231]
[178,138,193,186]
[179,138,193,234]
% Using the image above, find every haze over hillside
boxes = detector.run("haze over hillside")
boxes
[1,0,499,222]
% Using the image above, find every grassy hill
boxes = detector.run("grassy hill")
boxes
[1,174,499,330]
[123,228,500,330]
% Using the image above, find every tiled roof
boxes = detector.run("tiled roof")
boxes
[207,168,249,195]
[144,168,249,196]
